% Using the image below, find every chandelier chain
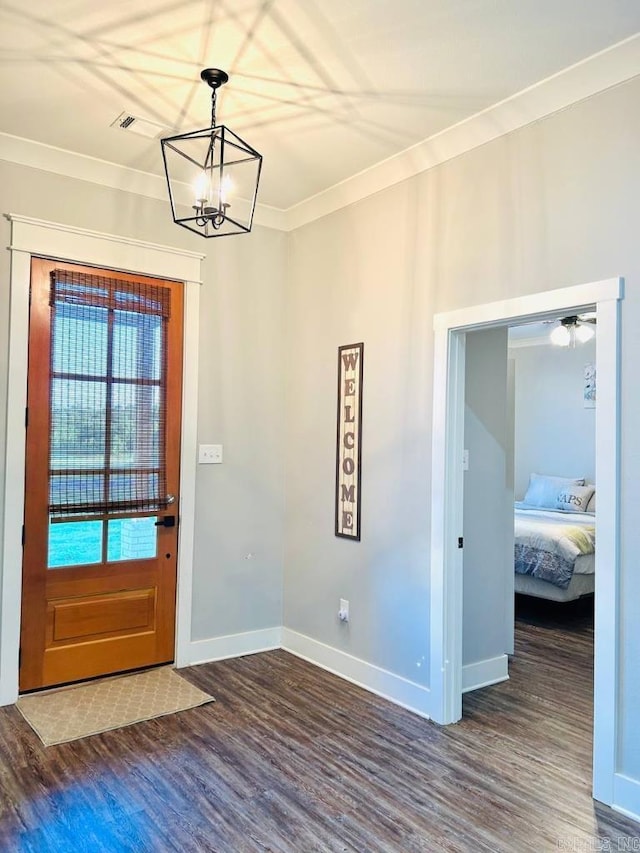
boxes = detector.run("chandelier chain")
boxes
[211,89,217,129]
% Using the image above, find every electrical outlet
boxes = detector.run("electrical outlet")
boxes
[338,598,349,622]
[199,444,223,464]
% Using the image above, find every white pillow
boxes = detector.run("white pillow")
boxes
[556,484,595,513]
[523,473,585,509]
[586,489,596,514]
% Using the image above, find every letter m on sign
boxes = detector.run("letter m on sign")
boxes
[341,484,355,503]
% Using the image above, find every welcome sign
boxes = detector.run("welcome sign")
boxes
[335,343,364,540]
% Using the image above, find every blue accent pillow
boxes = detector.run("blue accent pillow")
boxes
[523,473,585,509]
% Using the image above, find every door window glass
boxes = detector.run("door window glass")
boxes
[107,517,158,562]
[47,517,159,568]
[47,520,103,568]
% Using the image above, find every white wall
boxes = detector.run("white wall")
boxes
[0,161,286,650]
[284,75,640,787]
[463,328,512,669]
[510,339,596,498]
[284,182,433,683]
[190,220,286,640]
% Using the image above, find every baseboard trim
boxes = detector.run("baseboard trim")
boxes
[462,654,509,693]
[180,630,506,720]
[281,628,431,719]
[612,773,640,824]
[183,627,283,667]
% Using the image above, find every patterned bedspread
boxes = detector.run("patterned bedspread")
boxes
[514,504,596,589]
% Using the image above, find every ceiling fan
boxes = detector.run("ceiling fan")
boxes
[547,313,596,347]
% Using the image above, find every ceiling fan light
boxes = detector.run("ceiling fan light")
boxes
[550,324,571,346]
[575,323,595,343]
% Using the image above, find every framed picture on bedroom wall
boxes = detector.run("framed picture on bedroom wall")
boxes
[584,363,596,409]
[335,342,364,540]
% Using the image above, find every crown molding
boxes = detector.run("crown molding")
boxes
[286,33,640,230]
[0,132,288,233]
[507,335,553,350]
[0,34,638,234]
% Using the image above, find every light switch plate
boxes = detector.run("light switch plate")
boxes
[199,444,223,464]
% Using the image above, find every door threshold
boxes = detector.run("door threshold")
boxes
[18,660,175,698]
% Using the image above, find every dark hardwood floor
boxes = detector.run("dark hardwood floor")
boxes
[0,599,638,852]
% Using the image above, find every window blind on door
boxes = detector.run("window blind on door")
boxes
[48,269,171,517]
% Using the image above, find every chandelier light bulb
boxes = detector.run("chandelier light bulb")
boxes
[194,171,210,204]
[220,174,233,205]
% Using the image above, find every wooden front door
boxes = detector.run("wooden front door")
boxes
[20,258,183,692]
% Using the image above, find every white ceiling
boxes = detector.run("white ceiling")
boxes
[508,320,556,347]
[1,1,639,210]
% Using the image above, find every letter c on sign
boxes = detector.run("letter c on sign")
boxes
[344,431,355,450]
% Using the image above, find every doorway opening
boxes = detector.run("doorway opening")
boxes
[460,313,597,789]
[429,278,622,806]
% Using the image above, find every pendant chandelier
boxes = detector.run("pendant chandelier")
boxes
[161,69,262,238]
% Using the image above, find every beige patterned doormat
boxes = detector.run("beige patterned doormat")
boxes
[16,667,214,746]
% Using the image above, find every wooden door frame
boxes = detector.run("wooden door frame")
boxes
[429,278,623,807]
[1,215,204,704]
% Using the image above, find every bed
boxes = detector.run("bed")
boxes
[514,474,596,602]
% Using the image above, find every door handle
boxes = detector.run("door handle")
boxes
[155,516,176,528]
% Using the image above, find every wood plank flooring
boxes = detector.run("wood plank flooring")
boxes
[0,598,638,852]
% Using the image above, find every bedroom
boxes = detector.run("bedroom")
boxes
[462,314,597,649]
[510,315,597,605]
[461,314,597,739]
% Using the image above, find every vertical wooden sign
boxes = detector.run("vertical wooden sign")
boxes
[335,342,363,540]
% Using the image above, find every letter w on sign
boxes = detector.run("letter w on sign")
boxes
[335,343,364,540]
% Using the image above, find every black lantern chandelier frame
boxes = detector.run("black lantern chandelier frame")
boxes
[161,69,263,238]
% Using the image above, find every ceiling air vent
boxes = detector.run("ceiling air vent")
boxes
[111,112,166,139]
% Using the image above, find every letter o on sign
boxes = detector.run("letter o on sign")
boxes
[343,457,355,475]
